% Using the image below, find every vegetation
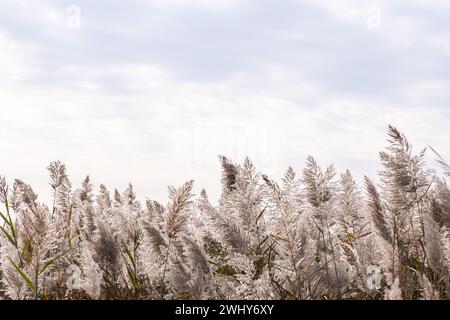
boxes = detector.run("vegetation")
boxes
[0,126,448,300]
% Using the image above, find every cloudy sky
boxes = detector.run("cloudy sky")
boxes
[1,0,449,203]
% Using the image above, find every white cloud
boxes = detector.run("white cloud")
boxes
[0,32,37,83]
[145,0,250,11]
[1,0,450,204]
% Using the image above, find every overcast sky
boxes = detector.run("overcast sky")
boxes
[1,0,449,204]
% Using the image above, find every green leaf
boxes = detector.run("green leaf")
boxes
[121,247,139,290]
[0,210,10,224]
[7,257,35,292]
[256,207,266,222]
[0,197,17,245]
[3,197,16,238]
[0,225,17,247]
[38,249,70,276]
[20,237,33,261]
[124,246,136,270]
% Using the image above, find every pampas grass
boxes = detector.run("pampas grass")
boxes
[0,125,448,300]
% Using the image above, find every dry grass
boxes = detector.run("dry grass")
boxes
[0,125,448,300]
